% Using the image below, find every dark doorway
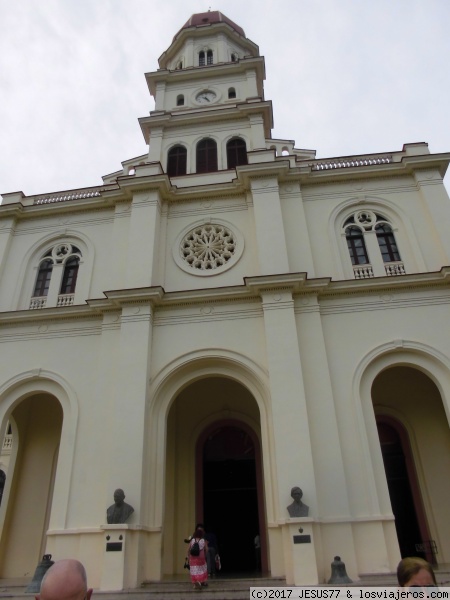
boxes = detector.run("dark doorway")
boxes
[376,420,433,562]
[202,425,260,573]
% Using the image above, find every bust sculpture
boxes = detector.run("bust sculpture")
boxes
[106,488,134,524]
[287,486,309,517]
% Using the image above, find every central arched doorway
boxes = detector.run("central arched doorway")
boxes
[162,375,268,577]
[196,421,265,573]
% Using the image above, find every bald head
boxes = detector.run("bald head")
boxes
[36,559,92,600]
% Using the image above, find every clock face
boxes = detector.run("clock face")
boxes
[196,90,217,104]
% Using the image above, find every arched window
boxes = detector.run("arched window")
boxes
[60,256,80,295]
[231,53,238,62]
[345,224,369,265]
[199,51,205,66]
[227,138,247,169]
[376,223,401,262]
[176,94,184,106]
[207,50,213,65]
[196,138,218,173]
[33,257,53,297]
[343,210,405,278]
[30,243,82,309]
[167,145,187,177]
[228,87,236,99]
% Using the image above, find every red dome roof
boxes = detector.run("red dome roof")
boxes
[174,11,245,40]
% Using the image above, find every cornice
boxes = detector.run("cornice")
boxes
[139,100,273,142]
[145,56,265,95]
[1,268,449,327]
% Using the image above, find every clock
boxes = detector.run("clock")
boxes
[195,90,217,104]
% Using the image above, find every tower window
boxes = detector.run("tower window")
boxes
[228,87,236,99]
[177,94,184,106]
[227,138,247,169]
[231,53,237,62]
[207,50,213,65]
[199,51,205,66]
[196,138,218,173]
[167,145,187,177]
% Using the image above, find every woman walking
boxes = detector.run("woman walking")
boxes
[188,526,209,590]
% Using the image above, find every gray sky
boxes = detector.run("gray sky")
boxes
[1,0,449,198]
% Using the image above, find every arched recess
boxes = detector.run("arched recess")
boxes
[356,343,450,565]
[145,351,274,577]
[328,198,426,280]
[0,372,79,545]
[12,230,95,310]
[0,392,63,578]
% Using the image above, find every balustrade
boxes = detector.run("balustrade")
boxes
[385,262,406,276]
[29,297,47,309]
[57,294,75,307]
[353,264,374,279]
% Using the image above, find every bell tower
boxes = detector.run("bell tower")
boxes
[139,11,273,172]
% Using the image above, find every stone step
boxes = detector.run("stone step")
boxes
[0,576,286,600]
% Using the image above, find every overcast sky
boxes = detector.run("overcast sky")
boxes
[1,0,449,198]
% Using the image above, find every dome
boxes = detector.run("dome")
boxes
[174,11,246,41]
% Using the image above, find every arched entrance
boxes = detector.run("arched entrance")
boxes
[196,421,265,573]
[0,393,63,577]
[376,418,431,561]
[162,375,268,577]
[372,365,450,564]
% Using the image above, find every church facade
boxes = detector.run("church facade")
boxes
[0,11,450,590]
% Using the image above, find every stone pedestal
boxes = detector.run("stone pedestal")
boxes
[100,525,129,591]
[282,518,318,586]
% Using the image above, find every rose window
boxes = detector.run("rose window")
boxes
[180,224,236,271]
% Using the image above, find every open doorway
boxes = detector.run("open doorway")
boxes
[376,419,432,562]
[197,422,265,574]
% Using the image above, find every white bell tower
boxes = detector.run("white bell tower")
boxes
[139,11,273,172]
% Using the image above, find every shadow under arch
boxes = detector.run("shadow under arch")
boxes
[0,370,79,533]
[195,416,268,573]
[355,342,450,563]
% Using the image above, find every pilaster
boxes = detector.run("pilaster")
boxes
[261,290,317,519]
[154,81,166,111]
[148,127,164,163]
[249,113,267,149]
[414,168,450,265]
[106,303,154,521]
[125,191,162,288]
[295,294,351,517]
[251,177,290,275]
[0,217,16,307]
